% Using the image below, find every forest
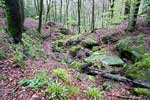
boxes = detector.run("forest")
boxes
[0,0,150,100]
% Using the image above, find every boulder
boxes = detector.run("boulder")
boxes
[81,39,98,49]
[85,54,124,66]
[117,35,146,61]
[65,35,83,47]
[59,28,71,35]
[69,46,81,57]
[126,55,150,84]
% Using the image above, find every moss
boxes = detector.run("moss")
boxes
[134,88,150,96]
[69,46,80,57]
[92,46,100,52]
[81,39,98,49]
[126,53,150,81]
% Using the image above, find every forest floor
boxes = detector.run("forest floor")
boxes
[0,16,150,100]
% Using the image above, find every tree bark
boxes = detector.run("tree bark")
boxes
[5,0,24,43]
[127,0,141,32]
[38,0,43,33]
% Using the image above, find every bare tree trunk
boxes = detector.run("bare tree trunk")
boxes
[91,0,95,32]
[38,0,43,33]
[78,0,81,33]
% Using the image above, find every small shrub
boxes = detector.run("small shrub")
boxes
[0,49,6,59]
[52,68,70,82]
[85,87,102,100]
[66,85,80,95]
[19,71,49,89]
[46,82,68,99]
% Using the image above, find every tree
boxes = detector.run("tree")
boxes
[5,0,24,43]
[143,0,150,26]
[127,0,141,31]
[91,0,95,32]
[38,0,43,33]
[78,0,81,33]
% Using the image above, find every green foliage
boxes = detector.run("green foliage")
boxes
[46,82,68,100]
[71,61,82,69]
[22,33,46,59]
[0,49,6,59]
[13,51,24,67]
[66,85,80,95]
[19,71,49,89]
[85,87,102,100]
[134,88,150,96]
[52,68,70,82]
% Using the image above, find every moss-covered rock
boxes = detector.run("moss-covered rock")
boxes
[59,28,71,35]
[69,46,81,57]
[81,39,98,49]
[126,53,150,82]
[117,35,146,61]
[92,46,101,52]
[65,35,82,47]
[85,54,124,66]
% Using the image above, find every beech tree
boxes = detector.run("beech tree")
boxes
[5,0,24,43]
[38,0,43,33]
[127,0,141,31]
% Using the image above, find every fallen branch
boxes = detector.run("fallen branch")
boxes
[101,73,150,89]
[107,94,139,100]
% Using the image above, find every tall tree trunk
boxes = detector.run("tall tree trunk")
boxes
[109,0,115,19]
[5,0,24,43]
[38,0,43,33]
[60,0,62,23]
[78,0,81,33]
[91,0,95,32]
[127,0,141,32]
[45,0,51,22]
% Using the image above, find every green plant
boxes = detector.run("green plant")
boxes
[134,88,150,96]
[52,68,70,82]
[46,82,68,100]
[66,85,80,95]
[13,51,24,67]
[85,87,102,100]
[0,49,6,59]
[71,61,82,69]
[19,71,49,89]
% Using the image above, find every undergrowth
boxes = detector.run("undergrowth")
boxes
[84,87,102,100]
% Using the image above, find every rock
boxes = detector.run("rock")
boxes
[69,46,81,57]
[85,55,124,66]
[65,35,83,47]
[81,39,98,49]
[126,56,150,84]
[59,28,71,35]
[92,46,101,52]
[117,35,146,61]
[67,57,74,64]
